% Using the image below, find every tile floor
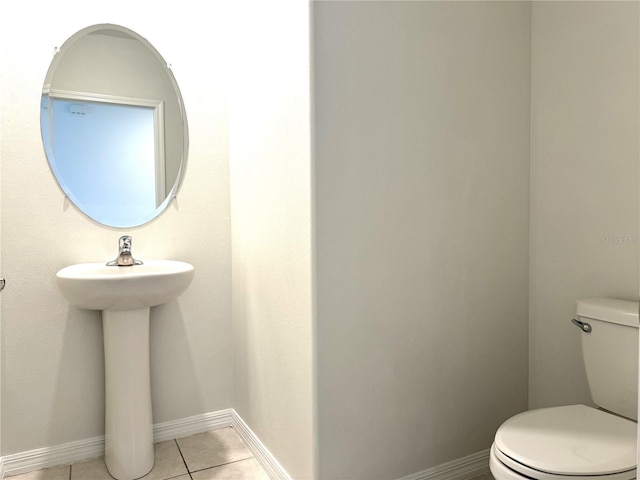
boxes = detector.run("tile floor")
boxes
[7,427,270,480]
[468,473,494,480]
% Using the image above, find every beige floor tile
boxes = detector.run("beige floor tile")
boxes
[70,441,189,480]
[70,456,111,480]
[191,458,269,480]
[143,441,189,480]
[177,428,252,472]
[467,473,495,480]
[7,465,70,480]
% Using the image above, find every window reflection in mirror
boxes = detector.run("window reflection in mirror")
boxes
[40,24,188,228]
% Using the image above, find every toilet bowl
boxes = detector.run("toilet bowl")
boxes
[490,298,639,480]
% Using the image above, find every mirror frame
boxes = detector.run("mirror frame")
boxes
[40,23,189,228]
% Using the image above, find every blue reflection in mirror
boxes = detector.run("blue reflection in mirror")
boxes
[41,94,165,227]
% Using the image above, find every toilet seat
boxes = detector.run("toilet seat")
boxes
[492,405,636,480]
[491,444,636,480]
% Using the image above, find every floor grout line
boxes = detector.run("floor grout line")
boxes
[187,455,255,475]
[173,438,192,479]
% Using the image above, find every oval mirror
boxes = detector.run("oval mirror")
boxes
[40,24,188,228]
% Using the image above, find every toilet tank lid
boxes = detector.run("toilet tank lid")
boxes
[576,298,639,328]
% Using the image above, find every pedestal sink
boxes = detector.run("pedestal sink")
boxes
[56,260,195,480]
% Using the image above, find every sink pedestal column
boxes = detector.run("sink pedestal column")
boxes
[103,307,154,480]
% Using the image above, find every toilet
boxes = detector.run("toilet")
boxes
[490,298,638,480]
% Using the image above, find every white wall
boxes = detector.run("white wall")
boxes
[0,1,231,455]
[529,1,639,410]
[229,1,316,478]
[313,2,531,478]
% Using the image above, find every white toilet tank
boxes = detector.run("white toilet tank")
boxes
[576,298,639,420]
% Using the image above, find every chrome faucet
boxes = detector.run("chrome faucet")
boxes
[106,235,143,266]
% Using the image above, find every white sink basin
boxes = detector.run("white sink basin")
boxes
[55,259,194,480]
[56,260,194,311]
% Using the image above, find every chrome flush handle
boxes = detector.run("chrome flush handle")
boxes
[571,318,592,333]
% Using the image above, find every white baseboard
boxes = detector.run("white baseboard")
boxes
[230,410,292,480]
[1,409,234,478]
[2,434,105,478]
[0,410,487,480]
[396,449,490,480]
[153,408,233,443]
